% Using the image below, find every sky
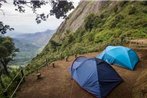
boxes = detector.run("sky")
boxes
[0,0,80,34]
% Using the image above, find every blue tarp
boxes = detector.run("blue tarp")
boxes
[69,57,122,98]
[97,46,139,70]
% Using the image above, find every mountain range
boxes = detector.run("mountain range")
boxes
[9,29,55,65]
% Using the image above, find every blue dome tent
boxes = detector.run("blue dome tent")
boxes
[69,56,122,98]
[97,46,139,70]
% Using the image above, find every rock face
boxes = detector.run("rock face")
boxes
[51,0,125,41]
[52,1,108,41]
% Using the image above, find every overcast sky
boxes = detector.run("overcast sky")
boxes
[0,0,80,34]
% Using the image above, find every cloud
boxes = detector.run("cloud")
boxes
[0,0,80,33]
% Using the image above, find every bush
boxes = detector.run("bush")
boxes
[87,33,95,42]
[0,69,22,98]
[84,14,96,31]
[84,13,102,31]
[128,6,137,15]
[74,28,85,42]
[49,40,61,51]
[61,34,74,48]
[141,1,147,5]
[142,9,147,14]
[110,14,124,28]
[114,6,118,13]
[120,1,128,7]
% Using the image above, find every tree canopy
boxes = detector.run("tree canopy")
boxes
[0,22,14,35]
[13,0,74,23]
[0,0,74,75]
[0,0,74,33]
[0,36,18,75]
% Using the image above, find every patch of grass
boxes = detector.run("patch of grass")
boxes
[0,68,22,98]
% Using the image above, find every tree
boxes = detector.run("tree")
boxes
[0,64,5,88]
[13,0,74,23]
[0,0,14,34]
[0,0,74,75]
[0,22,14,34]
[0,36,18,75]
[49,40,61,51]
[0,10,14,76]
[84,14,102,31]
[0,0,74,30]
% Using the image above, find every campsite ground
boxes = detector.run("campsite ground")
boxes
[16,49,147,98]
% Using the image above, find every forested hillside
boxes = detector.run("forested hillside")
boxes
[9,30,54,65]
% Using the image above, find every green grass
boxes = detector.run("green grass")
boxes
[0,68,22,98]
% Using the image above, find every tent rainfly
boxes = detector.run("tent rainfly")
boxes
[69,56,123,98]
[97,46,139,70]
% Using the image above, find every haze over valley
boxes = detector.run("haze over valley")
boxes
[8,29,55,65]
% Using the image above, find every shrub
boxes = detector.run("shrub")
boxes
[141,1,147,5]
[110,14,124,28]
[114,6,118,13]
[142,9,147,14]
[84,13,102,31]
[84,14,96,31]
[74,28,85,42]
[49,40,61,51]
[128,6,137,15]
[61,34,74,48]
[87,33,95,42]
[100,14,104,19]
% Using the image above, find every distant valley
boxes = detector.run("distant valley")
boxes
[8,29,55,66]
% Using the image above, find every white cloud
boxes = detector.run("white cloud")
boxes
[0,0,80,33]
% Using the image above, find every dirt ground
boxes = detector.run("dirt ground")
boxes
[130,39,147,44]
[16,50,147,98]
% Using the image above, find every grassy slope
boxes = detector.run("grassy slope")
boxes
[28,1,147,69]
[26,1,147,97]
